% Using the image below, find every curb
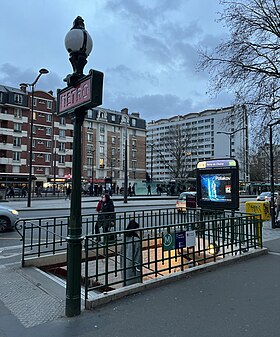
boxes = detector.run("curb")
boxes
[86,247,268,309]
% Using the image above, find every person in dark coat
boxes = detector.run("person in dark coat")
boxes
[95,194,115,235]
[121,220,142,286]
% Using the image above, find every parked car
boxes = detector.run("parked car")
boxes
[256,191,278,202]
[176,191,196,212]
[0,205,19,232]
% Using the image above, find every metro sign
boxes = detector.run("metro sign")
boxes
[57,69,103,116]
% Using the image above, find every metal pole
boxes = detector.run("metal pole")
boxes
[27,85,35,207]
[65,109,86,317]
[151,144,153,182]
[229,134,232,158]
[53,138,57,196]
[124,136,128,203]
[270,125,276,229]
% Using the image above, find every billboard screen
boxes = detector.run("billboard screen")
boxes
[196,159,239,210]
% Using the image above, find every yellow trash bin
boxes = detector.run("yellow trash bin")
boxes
[245,201,271,221]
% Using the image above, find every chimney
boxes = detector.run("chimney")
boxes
[48,90,53,96]
[19,83,27,93]
[121,107,128,115]
[131,112,140,118]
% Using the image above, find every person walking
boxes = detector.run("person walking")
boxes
[276,191,280,220]
[94,194,115,237]
[65,186,71,200]
[121,220,142,286]
[147,184,151,196]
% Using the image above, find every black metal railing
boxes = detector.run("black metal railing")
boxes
[84,211,262,302]
[15,207,262,283]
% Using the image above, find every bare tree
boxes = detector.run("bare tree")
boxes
[154,124,192,189]
[199,0,280,127]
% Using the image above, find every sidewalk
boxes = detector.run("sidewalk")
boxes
[1,199,280,337]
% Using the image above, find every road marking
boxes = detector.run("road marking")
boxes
[0,253,21,259]
[268,251,280,256]
[0,244,22,250]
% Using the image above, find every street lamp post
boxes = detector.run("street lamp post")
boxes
[60,16,103,317]
[268,119,280,229]
[20,68,49,207]
[64,17,93,317]
[217,128,245,158]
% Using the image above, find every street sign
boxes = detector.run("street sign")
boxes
[163,232,175,251]
[57,69,103,116]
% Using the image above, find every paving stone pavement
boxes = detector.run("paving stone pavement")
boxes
[0,265,65,328]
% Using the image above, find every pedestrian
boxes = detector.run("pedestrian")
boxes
[276,191,280,220]
[116,185,120,195]
[128,183,132,197]
[147,184,151,196]
[94,194,115,237]
[121,220,142,286]
[65,186,71,200]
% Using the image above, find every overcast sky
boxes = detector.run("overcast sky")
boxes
[0,0,233,121]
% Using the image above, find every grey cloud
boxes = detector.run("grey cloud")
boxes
[104,92,195,121]
[106,64,159,86]
[134,34,172,65]
[0,63,64,95]
[106,0,185,28]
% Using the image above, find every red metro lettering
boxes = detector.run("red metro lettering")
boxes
[59,78,91,112]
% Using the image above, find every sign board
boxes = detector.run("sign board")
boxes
[163,232,175,251]
[163,231,188,251]
[196,158,239,210]
[57,69,103,116]
[186,230,196,247]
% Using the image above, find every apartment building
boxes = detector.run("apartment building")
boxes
[0,83,146,195]
[0,84,74,195]
[146,106,248,184]
[82,107,146,191]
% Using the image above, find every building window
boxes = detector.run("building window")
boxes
[60,117,66,125]
[45,154,51,162]
[131,119,136,127]
[14,94,23,104]
[100,146,104,154]
[87,133,93,142]
[99,158,105,168]
[59,142,65,151]
[14,122,22,132]
[46,127,51,135]
[100,124,105,133]
[59,129,66,138]
[32,97,37,106]
[87,109,93,118]
[59,155,65,164]
[111,114,116,122]
[14,108,22,118]
[46,140,51,148]
[46,114,52,122]
[13,137,21,147]
[47,101,52,109]
[112,136,116,145]
[13,151,21,161]
[100,134,105,143]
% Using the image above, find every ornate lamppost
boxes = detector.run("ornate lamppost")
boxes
[59,16,103,317]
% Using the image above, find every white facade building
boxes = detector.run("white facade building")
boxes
[146,106,249,184]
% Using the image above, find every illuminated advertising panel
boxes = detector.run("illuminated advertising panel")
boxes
[196,159,239,210]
